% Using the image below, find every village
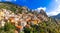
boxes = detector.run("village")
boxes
[0,7,48,33]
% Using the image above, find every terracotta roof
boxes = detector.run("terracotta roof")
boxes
[9,17,15,22]
[26,17,31,22]
[16,26,23,29]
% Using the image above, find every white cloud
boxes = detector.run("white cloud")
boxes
[37,7,46,11]
[35,7,46,12]
[47,5,60,16]
[47,0,60,16]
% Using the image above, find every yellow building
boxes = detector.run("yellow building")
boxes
[32,20,38,25]
[0,11,4,20]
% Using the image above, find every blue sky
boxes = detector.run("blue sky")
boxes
[0,0,60,16]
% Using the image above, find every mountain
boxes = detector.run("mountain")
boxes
[51,13,60,20]
[39,9,48,21]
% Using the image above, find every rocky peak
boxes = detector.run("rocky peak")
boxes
[39,9,48,17]
[37,9,48,21]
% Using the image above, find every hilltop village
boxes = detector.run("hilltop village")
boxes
[0,6,48,33]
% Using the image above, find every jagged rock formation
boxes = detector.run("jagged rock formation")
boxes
[40,9,48,17]
[37,9,48,21]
